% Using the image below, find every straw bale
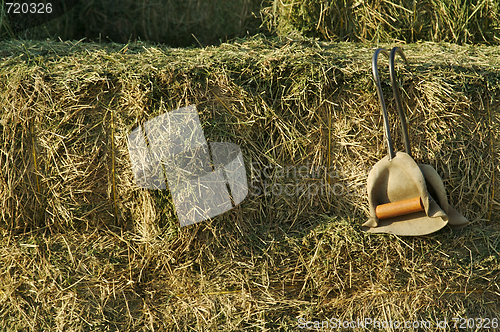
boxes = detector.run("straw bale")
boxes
[0,37,499,330]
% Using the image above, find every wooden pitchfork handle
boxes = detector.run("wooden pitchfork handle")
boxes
[376,196,424,220]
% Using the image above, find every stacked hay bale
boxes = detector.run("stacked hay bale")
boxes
[1,37,500,330]
[1,38,498,234]
[261,0,500,44]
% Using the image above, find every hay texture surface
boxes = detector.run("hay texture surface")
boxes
[0,37,499,330]
[261,0,500,44]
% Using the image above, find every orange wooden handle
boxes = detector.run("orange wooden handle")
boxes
[376,196,424,220]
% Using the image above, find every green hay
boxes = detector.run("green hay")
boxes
[0,37,499,330]
[261,0,500,44]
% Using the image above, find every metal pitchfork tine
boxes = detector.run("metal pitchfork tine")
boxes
[372,47,411,160]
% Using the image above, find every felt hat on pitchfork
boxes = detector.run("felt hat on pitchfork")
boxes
[362,47,469,236]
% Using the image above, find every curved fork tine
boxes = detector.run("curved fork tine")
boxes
[372,48,394,159]
[389,47,411,158]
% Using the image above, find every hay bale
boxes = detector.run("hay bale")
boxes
[1,38,499,231]
[261,0,500,44]
[0,38,499,329]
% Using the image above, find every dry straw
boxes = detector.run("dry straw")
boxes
[0,37,499,330]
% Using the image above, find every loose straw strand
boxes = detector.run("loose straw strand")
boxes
[31,122,40,194]
[487,98,495,223]
[111,108,118,223]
